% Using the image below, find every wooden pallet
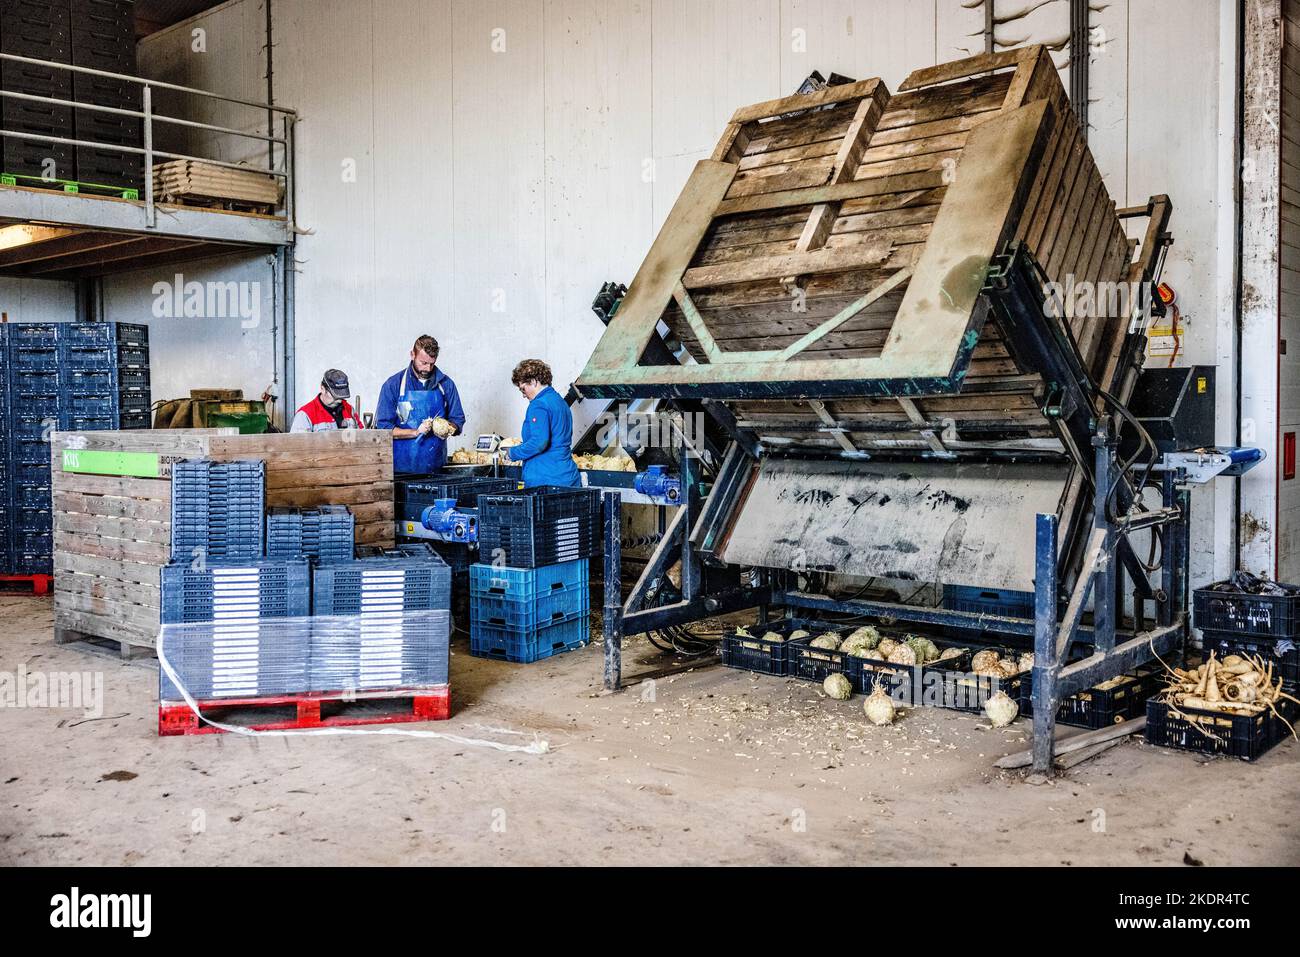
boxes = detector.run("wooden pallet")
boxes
[50,428,396,652]
[157,685,451,735]
[54,626,155,660]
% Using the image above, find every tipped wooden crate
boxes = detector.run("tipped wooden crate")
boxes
[50,428,395,656]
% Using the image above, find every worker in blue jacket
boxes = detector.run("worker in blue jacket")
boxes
[375,334,466,474]
[502,359,580,487]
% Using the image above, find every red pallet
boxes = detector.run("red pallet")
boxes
[0,574,53,595]
[158,685,451,736]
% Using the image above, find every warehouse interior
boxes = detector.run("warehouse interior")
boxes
[1,0,1298,878]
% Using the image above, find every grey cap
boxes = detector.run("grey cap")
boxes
[322,369,351,399]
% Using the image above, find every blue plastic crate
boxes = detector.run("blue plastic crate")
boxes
[311,552,452,615]
[7,323,59,345]
[64,393,118,417]
[65,369,116,396]
[60,345,115,370]
[59,322,115,347]
[10,346,60,370]
[169,460,267,561]
[470,580,588,630]
[64,415,116,433]
[469,558,588,600]
[7,392,59,418]
[469,613,589,663]
[7,435,52,464]
[10,369,60,395]
[10,482,51,507]
[9,413,57,440]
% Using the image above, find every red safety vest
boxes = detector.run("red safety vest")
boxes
[296,395,362,431]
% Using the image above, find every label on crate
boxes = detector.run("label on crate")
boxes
[61,449,165,478]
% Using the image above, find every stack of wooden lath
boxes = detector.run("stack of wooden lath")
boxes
[151,160,282,210]
[50,429,395,657]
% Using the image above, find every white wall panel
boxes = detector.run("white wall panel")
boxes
[100,252,279,406]
[778,0,935,92]
[0,279,75,323]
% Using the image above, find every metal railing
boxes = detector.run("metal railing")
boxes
[0,52,296,230]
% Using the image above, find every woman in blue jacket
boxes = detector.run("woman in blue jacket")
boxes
[502,359,581,487]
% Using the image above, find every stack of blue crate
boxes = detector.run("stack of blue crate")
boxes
[468,558,590,663]
[169,460,266,563]
[266,505,355,564]
[159,560,313,700]
[60,321,152,431]
[4,323,61,576]
[468,486,600,663]
[0,320,152,578]
[310,545,453,690]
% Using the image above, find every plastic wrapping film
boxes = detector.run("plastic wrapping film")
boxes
[157,611,450,701]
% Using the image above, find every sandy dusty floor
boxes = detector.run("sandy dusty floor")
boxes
[1,592,1297,866]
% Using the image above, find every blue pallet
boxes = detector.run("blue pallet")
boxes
[470,581,589,630]
[469,558,589,600]
[470,614,589,663]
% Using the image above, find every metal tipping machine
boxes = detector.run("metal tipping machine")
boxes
[573,46,1260,772]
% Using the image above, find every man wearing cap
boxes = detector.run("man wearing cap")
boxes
[290,369,364,432]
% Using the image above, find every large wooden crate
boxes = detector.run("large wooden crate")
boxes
[50,428,395,656]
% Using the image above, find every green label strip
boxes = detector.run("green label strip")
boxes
[61,449,164,478]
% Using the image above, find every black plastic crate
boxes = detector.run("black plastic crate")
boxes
[116,367,149,390]
[1145,697,1296,762]
[117,411,150,430]
[720,625,794,676]
[927,648,1026,712]
[1020,664,1164,729]
[115,322,148,347]
[1194,583,1300,639]
[115,344,148,369]
[1202,630,1298,691]
[846,641,975,703]
[476,485,602,568]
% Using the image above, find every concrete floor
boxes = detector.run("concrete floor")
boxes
[1,592,1297,866]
